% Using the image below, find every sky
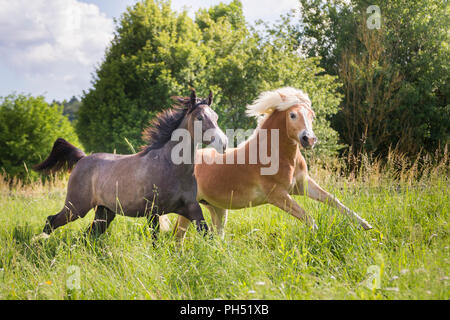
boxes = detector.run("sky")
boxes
[0,0,300,102]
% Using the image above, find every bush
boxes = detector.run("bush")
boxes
[299,0,449,157]
[0,94,81,181]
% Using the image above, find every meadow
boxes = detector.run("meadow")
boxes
[0,152,448,300]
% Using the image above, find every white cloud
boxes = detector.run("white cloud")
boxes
[241,0,300,22]
[0,0,299,101]
[170,0,299,23]
[0,0,114,100]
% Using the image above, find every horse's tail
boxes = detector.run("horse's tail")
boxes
[33,138,86,174]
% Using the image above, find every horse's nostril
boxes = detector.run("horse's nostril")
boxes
[302,135,308,142]
[210,136,216,143]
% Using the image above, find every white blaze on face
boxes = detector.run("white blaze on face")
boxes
[194,107,228,153]
[205,107,228,150]
[204,127,228,152]
[300,107,314,136]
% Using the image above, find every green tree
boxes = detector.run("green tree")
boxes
[52,96,81,122]
[77,0,343,157]
[77,0,210,153]
[299,0,449,157]
[0,94,81,180]
[196,2,342,155]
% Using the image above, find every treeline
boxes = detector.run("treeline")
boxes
[298,0,449,158]
[76,0,341,155]
[0,0,448,180]
[52,96,81,122]
[77,0,448,157]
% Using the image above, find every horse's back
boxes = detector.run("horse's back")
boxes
[69,152,134,182]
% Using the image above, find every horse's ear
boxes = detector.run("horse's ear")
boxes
[189,89,197,110]
[279,92,287,101]
[207,90,213,106]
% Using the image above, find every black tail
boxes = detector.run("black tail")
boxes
[33,138,86,174]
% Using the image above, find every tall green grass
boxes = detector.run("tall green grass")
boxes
[0,150,448,299]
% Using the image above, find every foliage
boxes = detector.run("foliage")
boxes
[298,0,449,157]
[52,96,81,122]
[196,3,343,157]
[77,0,210,153]
[0,94,81,180]
[76,0,343,156]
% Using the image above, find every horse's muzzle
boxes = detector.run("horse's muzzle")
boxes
[300,131,317,149]
[209,133,228,153]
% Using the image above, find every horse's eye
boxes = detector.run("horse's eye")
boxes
[290,112,296,119]
[196,115,203,121]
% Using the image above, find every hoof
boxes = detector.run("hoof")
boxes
[362,222,373,230]
[42,217,55,235]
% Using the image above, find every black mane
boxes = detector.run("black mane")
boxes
[140,105,188,155]
[140,97,209,155]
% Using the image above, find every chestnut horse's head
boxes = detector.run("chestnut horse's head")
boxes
[285,103,317,149]
[246,87,317,149]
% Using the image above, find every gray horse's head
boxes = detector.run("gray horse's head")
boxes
[174,89,228,153]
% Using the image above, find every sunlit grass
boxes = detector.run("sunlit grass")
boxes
[0,152,448,299]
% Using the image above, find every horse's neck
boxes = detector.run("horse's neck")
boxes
[159,121,197,173]
[257,112,298,162]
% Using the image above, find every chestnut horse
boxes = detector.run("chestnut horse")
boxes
[34,90,227,239]
[172,87,373,239]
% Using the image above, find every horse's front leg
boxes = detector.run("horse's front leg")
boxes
[205,204,228,239]
[294,176,373,230]
[268,189,318,230]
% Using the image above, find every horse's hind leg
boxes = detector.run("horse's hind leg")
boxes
[42,169,94,235]
[86,206,116,236]
[43,203,88,234]
[206,205,228,239]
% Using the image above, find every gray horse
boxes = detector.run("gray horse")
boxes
[34,90,227,238]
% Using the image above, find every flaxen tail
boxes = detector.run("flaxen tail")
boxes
[33,138,86,174]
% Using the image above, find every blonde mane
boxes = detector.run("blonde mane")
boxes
[246,87,313,123]
[237,87,314,148]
